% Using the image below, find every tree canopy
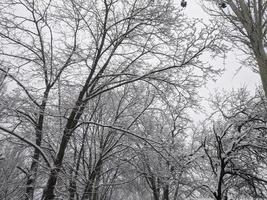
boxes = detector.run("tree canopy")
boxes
[0,0,266,200]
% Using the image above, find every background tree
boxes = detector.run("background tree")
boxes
[193,88,267,200]
[0,144,27,200]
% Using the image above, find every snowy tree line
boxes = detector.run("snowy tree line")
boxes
[0,0,266,199]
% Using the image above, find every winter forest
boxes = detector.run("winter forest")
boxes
[0,0,266,199]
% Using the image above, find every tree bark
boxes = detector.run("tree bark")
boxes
[162,185,169,200]
[253,41,267,96]
[81,159,102,200]
[42,72,93,199]
[25,89,49,200]
[69,129,88,200]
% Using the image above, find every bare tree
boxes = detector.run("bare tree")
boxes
[0,143,27,200]
[122,90,199,200]
[0,0,81,198]
[194,88,267,200]
[0,0,224,199]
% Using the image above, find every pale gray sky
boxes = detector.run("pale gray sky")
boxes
[182,0,261,120]
[183,0,260,91]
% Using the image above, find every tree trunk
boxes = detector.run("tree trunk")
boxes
[41,47,102,199]
[254,43,267,97]
[68,180,76,200]
[42,83,89,200]
[215,160,225,200]
[81,159,102,200]
[162,185,169,200]
[25,90,49,200]
[69,128,88,200]
[151,177,160,200]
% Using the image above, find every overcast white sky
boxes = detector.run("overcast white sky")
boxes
[184,0,260,90]
[181,0,261,120]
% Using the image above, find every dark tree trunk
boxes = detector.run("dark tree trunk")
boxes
[69,131,88,200]
[81,159,102,200]
[25,90,49,200]
[162,185,169,200]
